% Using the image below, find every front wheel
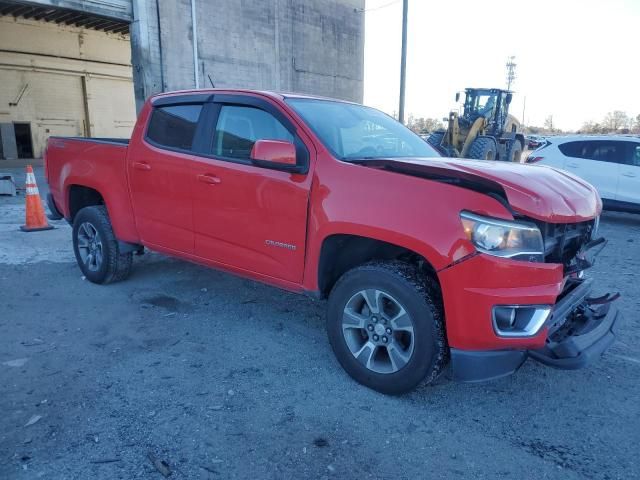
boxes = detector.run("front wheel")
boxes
[72,205,133,284]
[327,261,448,394]
[467,135,497,160]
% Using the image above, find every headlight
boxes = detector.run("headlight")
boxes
[460,211,545,262]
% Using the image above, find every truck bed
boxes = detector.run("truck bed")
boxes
[45,136,133,239]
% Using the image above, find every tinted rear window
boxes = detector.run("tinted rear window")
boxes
[558,141,585,158]
[558,140,635,164]
[146,104,203,151]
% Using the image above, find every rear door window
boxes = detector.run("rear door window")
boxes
[558,141,586,158]
[146,104,203,151]
[213,105,293,160]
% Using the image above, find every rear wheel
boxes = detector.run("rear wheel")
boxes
[507,139,523,163]
[327,261,448,394]
[72,206,133,284]
[468,135,497,160]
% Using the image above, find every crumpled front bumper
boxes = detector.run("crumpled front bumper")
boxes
[450,278,619,382]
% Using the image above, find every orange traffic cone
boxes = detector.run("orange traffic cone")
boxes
[20,165,54,232]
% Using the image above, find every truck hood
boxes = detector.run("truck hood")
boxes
[355,157,601,223]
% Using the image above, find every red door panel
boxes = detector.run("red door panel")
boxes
[127,102,205,253]
[192,157,309,283]
[128,144,196,253]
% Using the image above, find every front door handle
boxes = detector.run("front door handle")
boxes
[133,161,151,171]
[622,172,636,178]
[197,174,221,185]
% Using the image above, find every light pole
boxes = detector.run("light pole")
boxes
[398,0,408,124]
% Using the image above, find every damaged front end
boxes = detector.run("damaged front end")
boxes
[448,217,621,383]
[529,277,618,369]
[526,231,620,370]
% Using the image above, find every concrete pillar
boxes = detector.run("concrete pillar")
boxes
[130,0,164,112]
[0,124,19,160]
[128,0,365,109]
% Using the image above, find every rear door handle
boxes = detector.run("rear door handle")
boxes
[133,161,151,171]
[567,162,579,168]
[197,174,221,185]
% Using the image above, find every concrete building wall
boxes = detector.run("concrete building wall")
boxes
[132,0,365,108]
[0,0,365,158]
[0,15,136,158]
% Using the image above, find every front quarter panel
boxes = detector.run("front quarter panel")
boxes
[302,153,516,291]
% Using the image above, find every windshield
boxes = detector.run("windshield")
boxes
[286,98,440,160]
[464,91,499,117]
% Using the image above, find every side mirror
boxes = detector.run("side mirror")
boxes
[506,93,513,105]
[250,139,298,170]
[455,92,460,102]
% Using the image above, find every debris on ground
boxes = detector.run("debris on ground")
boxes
[313,437,329,447]
[148,452,172,477]
[24,415,42,427]
[3,358,29,367]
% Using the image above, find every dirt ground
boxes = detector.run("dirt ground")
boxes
[1,166,639,479]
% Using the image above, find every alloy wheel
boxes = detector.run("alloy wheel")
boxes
[77,222,103,272]
[341,289,415,374]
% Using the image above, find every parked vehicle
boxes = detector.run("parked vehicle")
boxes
[45,89,619,394]
[526,135,640,213]
[427,88,525,162]
[527,135,546,149]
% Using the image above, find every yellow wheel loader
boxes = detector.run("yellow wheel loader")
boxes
[427,88,524,162]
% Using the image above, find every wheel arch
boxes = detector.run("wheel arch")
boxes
[67,184,106,222]
[316,233,441,299]
[63,179,140,244]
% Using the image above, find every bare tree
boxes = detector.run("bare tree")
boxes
[603,111,630,132]
[407,117,443,134]
[580,121,605,134]
[544,115,554,132]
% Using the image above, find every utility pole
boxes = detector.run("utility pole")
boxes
[191,0,199,88]
[506,55,516,90]
[398,0,408,124]
[522,96,526,127]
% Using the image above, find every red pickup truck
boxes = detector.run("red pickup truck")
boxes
[45,89,619,393]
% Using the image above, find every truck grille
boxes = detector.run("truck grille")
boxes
[533,219,596,269]
[516,217,596,271]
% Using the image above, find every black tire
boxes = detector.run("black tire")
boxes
[72,205,133,284]
[327,261,448,394]
[427,131,445,148]
[467,135,497,160]
[506,139,523,163]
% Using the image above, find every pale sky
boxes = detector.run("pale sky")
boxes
[363,0,640,131]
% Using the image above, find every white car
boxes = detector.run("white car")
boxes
[526,135,640,213]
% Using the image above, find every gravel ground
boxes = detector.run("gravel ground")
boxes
[1,167,639,479]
